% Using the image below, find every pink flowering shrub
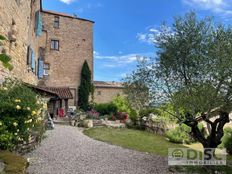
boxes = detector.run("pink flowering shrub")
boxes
[87,109,100,119]
[116,112,129,122]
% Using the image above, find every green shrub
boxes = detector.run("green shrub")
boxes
[0,34,13,71]
[139,108,158,118]
[94,103,118,115]
[112,96,131,113]
[0,124,14,150]
[155,103,179,122]
[112,95,139,123]
[129,109,138,122]
[0,78,46,150]
[221,128,232,154]
[166,124,192,144]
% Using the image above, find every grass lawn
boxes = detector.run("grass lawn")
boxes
[84,127,185,156]
[0,151,28,174]
[84,127,232,174]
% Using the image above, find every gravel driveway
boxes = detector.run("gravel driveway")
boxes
[25,125,170,174]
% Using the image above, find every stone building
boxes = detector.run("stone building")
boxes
[0,0,43,84]
[0,0,124,114]
[94,81,125,103]
[39,10,94,106]
[0,0,94,116]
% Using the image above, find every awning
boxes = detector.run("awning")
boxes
[36,86,73,99]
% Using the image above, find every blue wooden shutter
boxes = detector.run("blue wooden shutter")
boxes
[31,50,35,71]
[35,11,42,37]
[27,46,32,65]
[38,59,44,78]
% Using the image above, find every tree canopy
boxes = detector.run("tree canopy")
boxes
[78,60,92,111]
[125,12,232,148]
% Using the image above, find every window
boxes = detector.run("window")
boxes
[35,11,42,37]
[38,59,44,79]
[27,46,32,65]
[54,16,60,28]
[39,47,45,59]
[51,40,59,50]
[97,91,101,95]
[43,63,50,76]
[26,46,35,72]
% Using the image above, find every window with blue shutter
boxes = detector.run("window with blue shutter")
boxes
[27,46,32,65]
[31,50,35,72]
[38,59,44,78]
[35,11,42,37]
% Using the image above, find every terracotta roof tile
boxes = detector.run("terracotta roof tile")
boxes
[42,10,94,23]
[94,81,124,88]
[36,86,73,99]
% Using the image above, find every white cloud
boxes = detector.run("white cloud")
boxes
[59,0,75,4]
[137,26,174,45]
[94,52,153,68]
[76,2,103,13]
[137,27,161,44]
[183,0,232,16]
[93,51,99,56]
[95,53,139,64]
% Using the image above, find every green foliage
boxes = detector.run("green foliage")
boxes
[78,60,92,111]
[0,54,11,63]
[129,12,232,116]
[112,95,138,122]
[0,78,46,150]
[166,124,192,144]
[139,108,158,117]
[0,35,6,40]
[123,58,150,111]
[221,128,232,154]
[197,123,207,138]
[112,95,131,114]
[0,35,13,71]
[156,103,180,122]
[129,109,138,123]
[125,12,232,149]
[0,124,13,150]
[94,103,118,115]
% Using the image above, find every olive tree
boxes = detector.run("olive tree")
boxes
[128,12,232,150]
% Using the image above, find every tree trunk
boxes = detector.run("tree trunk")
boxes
[184,111,230,159]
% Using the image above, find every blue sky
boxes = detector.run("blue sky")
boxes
[42,0,232,82]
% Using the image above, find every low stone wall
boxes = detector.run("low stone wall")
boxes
[16,135,38,155]
[145,121,176,135]
[0,161,4,173]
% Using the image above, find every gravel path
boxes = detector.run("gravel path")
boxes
[25,125,171,174]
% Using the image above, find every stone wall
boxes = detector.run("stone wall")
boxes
[94,87,124,103]
[0,0,42,84]
[41,11,94,106]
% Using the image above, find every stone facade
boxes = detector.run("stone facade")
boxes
[94,81,125,103]
[40,10,94,106]
[0,1,94,107]
[0,0,42,84]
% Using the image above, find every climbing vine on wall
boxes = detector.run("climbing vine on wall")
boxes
[0,35,13,71]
